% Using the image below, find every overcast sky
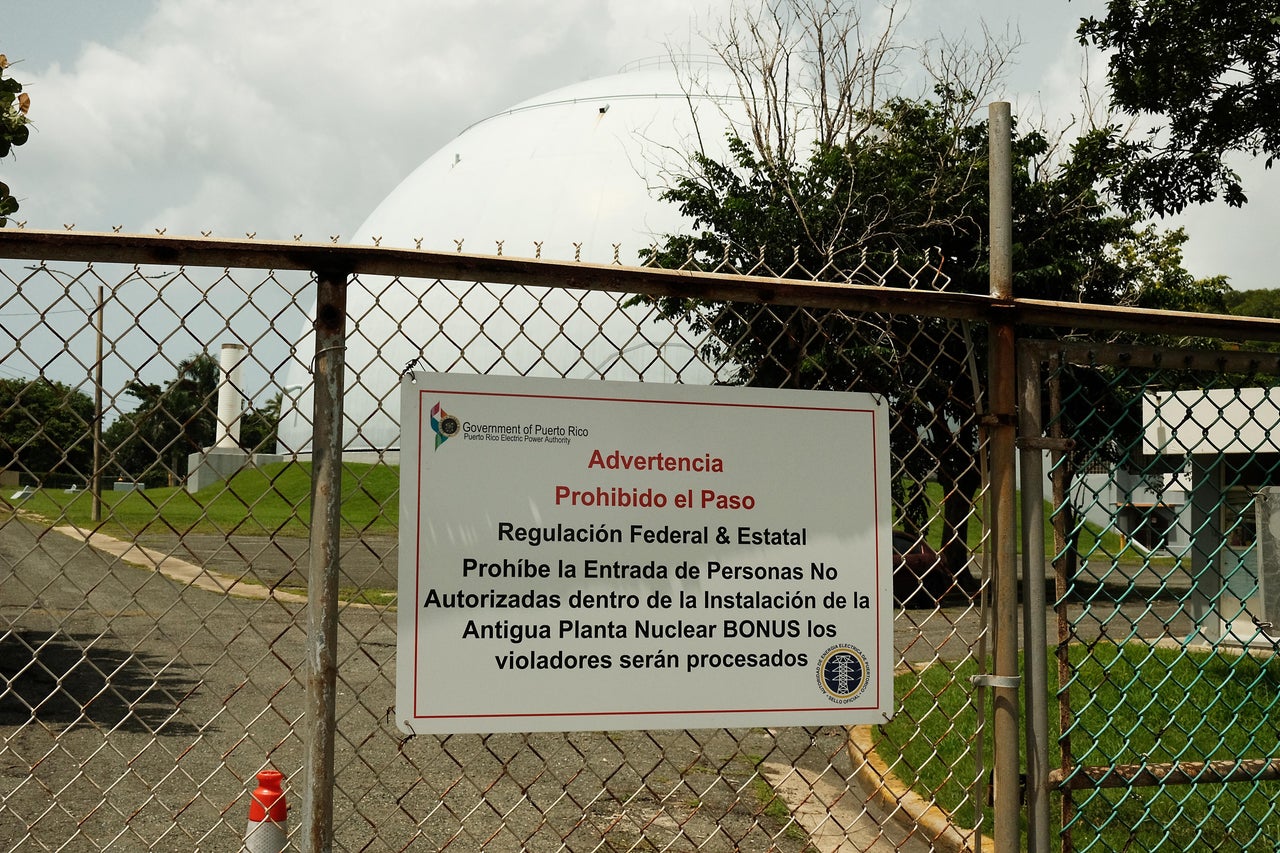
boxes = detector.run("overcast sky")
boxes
[4,0,1276,289]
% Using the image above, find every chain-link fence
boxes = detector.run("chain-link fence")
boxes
[4,230,1280,852]
[1018,340,1280,853]
[0,231,995,852]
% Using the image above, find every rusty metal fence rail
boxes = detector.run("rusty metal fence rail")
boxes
[6,230,1280,852]
[0,231,996,853]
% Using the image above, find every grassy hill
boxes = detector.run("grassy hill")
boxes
[18,461,399,538]
[20,463,1127,564]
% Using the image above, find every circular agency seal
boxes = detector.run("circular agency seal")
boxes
[439,414,460,437]
[816,644,870,704]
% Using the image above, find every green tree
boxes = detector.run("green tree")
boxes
[104,353,281,485]
[106,352,220,486]
[240,393,281,455]
[102,411,151,485]
[1118,225,1230,315]
[645,88,1151,577]
[647,0,1223,588]
[1220,285,1280,355]
[0,378,93,485]
[0,54,32,227]
[1226,287,1280,320]
[1079,0,1280,214]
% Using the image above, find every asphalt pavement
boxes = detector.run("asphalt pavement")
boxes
[1,515,932,852]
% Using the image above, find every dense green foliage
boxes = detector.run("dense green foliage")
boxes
[104,351,279,486]
[105,353,221,486]
[1080,0,1280,215]
[0,378,93,485]
[0,54,31,227]
[1118,226,1230,314]
[1227,287,1280,320]
[0,353,280,491]
[649,94,1139,301]
[643,89,1159,571]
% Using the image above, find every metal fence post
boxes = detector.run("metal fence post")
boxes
[1019,344,1050,853]
[91,280,104,523]
[988,100,1022,853]
[303,268,348,853]
[1047,358,1075,851]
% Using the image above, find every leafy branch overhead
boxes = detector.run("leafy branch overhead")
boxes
[643,0,1230,584]
[0,54,32,227]
[1079,0,1280,215]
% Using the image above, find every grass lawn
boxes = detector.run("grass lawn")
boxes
[25,468,1129,562]
[882,643,1280,851]
[17,461,400,539]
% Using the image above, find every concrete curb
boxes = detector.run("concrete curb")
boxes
[759,760,903,852]
[846,726,994,853]
[51,522,311,605]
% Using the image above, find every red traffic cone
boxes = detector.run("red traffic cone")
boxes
[244,768,288,852]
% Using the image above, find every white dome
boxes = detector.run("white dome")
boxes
[358,61,736,262]
[280,61,740,456]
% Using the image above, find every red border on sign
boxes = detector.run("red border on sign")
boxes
[409,384,887,726]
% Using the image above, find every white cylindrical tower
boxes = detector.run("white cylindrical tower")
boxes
[215,342,246,450]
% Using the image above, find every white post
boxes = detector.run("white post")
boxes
[216,343,246,450]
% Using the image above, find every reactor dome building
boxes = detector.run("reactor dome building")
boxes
[278,60,744,457]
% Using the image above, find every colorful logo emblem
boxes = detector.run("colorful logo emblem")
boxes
[816,644,870,704]
[430,402,460,450]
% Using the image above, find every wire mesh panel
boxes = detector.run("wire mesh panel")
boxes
[1036,342,1280,853]
[0,235,991,852]
[0,259,317,851]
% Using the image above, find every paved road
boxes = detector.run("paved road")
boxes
[5,515,1205,851]
[2,516,931,852]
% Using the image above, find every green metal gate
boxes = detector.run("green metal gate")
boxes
[1023,340,1280,853]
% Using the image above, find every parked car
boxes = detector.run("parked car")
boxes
[892,531,980,607]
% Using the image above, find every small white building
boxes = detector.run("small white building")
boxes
[1102,386,1280,643]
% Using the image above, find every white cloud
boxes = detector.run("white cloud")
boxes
[1172,157,1280,289]
[4,0,1275,290]
[15,0,701,238]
